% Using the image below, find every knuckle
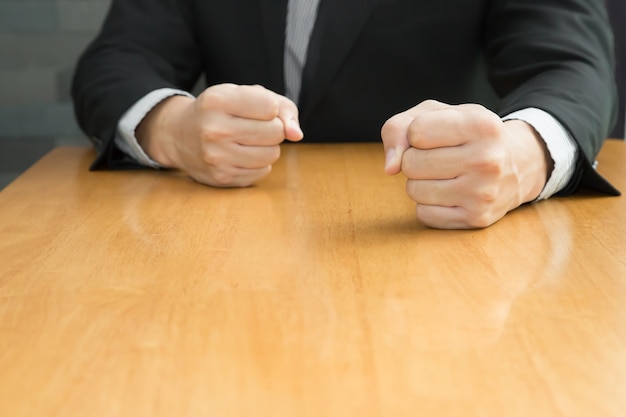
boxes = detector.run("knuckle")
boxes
[200,124,232,143]
[463,197,501,229]
[420,99,441,109]
[415,204,429,223]
[268,145,281,163]
[457,205,493,229]
[472,148,506,175]
[250,83,267,91]
[201,147,224,166]
[279,95,297,114]
[268,99,281,118]
[407,116,423,138]
[467,213,494,229]
[210,170,235,187]
[381,116,405,138]
[245,85,280,118]
[405,179,418,200]
[474,111,503,138]
[197,89,226,111]
[271,118,287,138]
[474,185,499,205]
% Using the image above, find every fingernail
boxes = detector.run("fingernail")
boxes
[385,148,396,171]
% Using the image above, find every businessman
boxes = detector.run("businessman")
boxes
[72,0,619,229]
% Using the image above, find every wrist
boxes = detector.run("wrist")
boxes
[503,120,553,205]
[136,95,194,168]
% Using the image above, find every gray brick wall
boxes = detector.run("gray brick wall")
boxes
[0,0,111,189]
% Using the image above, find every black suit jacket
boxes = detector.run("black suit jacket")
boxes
[72,0,620,195]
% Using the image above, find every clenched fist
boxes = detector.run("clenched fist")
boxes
[137,84,304,187]
[382,100,552,229]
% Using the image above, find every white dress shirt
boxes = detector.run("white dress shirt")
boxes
[114,0,577,200]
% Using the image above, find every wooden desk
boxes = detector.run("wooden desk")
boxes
[1,141,625,417]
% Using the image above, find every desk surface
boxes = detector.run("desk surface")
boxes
[1,141,625,417]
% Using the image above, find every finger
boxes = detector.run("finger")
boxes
[230,117,286,146]
[202,142,281,170]
[381,112,413,175]
[277,95,304,142]
[406,175,501,209]
[401,146,465,180]
[407,103,503,150]
[199,84,281,121]
[414,205,476,230]
[232,144,281,169]
[203,114,286,146]
[193,164,273,188]
[381,99,450,175]
[415,204,501,230]
[405,178,462,207]
[401,99,452,117]
[406,176,506,229]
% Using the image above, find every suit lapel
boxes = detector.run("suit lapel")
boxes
[299,0,379,119]
[258,0,289,93]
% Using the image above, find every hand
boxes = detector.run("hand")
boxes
[136,84,304,187]
[381,100,552,229]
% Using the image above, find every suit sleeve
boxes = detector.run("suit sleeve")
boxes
[71,0,201,169]
[484,0,619,195]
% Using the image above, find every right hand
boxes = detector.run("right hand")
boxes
[136,83,303,187]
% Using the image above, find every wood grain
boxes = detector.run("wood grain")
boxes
[1,141,625,417]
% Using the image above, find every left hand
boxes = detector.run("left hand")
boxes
[381,100,552,229]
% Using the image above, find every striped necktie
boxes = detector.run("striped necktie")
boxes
[284,0,321,103]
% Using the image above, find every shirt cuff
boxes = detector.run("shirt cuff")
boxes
[502,108,578,200]
[115,88,195,168]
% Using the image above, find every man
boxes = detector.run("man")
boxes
[72,0,619,229]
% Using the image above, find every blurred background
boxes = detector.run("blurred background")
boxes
[0,0,623,190]
[0,0,109,189]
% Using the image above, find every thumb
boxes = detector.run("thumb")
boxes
[381,112,412,175]
[381,100,450,175]
[277,96,304,142]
